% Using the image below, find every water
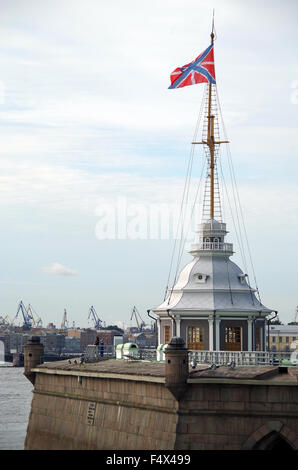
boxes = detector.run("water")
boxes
[0,364,33,450]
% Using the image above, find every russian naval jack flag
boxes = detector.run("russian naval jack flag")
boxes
[169,44,216,89]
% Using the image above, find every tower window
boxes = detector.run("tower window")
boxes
[238,274,247,284]
[196,273,208,283]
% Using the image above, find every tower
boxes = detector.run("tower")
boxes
[154,27,274,353]
[24,336,44,384]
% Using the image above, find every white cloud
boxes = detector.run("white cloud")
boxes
[42,262,78,276]
[0,0,296,325]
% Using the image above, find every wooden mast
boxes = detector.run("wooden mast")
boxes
[192,18,229,221]
[208,28,215,219]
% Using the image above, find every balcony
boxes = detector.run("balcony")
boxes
[189,241,233,253]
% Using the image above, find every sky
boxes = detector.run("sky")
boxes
[0,0,297,328]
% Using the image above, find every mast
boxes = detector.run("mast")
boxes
[208,28,215,219]
[192,18,229,221]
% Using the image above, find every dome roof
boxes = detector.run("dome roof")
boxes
[155,254,272,314]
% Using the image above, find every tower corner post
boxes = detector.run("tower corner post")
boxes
[24,336,44,384]
[164,337,189,400]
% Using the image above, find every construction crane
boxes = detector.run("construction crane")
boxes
[14,300,34,328]
[0,315,11,327]
[130,306,147,331]
[60,308,69,330]
[88,306,103,329]
[4,315,12,325]
[26,304,43,328]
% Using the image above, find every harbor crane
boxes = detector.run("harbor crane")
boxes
[88,306,103,329]
[130,306,147,331]
[5,315,12,325]
[0,315,12,327]
[60,308,69,330]
[26,304,43,328]
[14,300,34,328]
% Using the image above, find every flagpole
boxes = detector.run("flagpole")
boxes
[191,15,229,222]
[208,27,215,219]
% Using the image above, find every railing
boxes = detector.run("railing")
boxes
[190,242,233,252]
[188,350,292,367]
[84,345,115,363]
[138,349,158,361]
[198,222,227,232]
[84,346,157,363]
[83,346,291,367]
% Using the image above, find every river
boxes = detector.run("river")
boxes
[0,364,33,450]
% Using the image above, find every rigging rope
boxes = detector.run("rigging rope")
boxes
[164,89,207,301]
[164,81,262,308]
[216,85,262,303]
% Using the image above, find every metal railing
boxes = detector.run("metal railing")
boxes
[83,346,291,367]
[190,242,233,252]
[138,349,158,361]
[188,350,292,367]
[84,345,115,363]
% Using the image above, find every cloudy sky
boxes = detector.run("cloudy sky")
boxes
[0,0,297,328]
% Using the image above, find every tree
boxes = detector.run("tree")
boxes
[100,325,124,333]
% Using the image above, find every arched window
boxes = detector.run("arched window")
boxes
[204,237,211,249]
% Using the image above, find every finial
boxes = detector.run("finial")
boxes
[210,9,215,44]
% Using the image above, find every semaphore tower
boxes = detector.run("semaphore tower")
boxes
[153,24,275,352]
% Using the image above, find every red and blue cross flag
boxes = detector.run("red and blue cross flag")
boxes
[169,44,216,89]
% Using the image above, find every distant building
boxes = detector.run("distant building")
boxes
[0,334,10,354]
[67,328,97,352]
[64,336,81,353]
[132,332,157,348]
[38,333,65,354]
[267,325,298,352]
[8,333,23,353]
[96,329,123,346]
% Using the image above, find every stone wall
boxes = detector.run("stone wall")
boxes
[25,372,178,450]
[24,366,298,450]
[176,381,298,450]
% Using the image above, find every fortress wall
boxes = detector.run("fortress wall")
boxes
[175,382,298,450]
[24,369,298,450]
[24,371,178,450]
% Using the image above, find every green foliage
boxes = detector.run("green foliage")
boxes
[100,325,124,332]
